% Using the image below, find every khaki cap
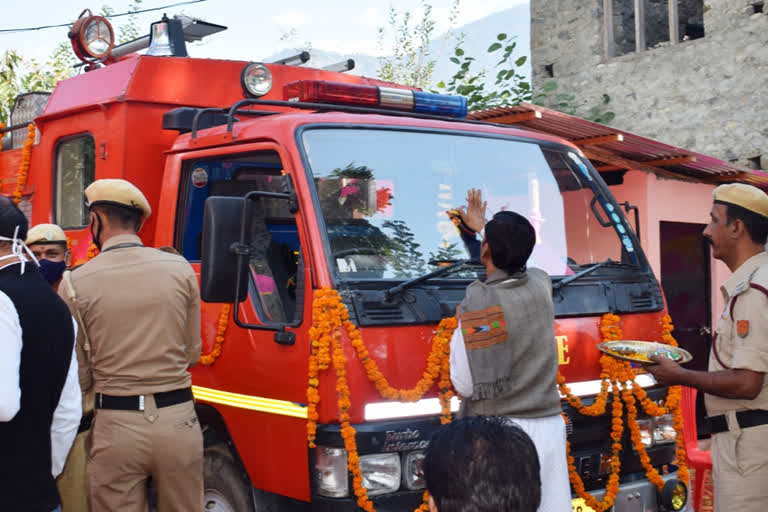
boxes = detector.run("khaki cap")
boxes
[714,183,768,219]
[85,179,152,219]
[26,223,67,245]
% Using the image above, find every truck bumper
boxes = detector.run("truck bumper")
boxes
[312,490,425,512]
[575,471,691,512]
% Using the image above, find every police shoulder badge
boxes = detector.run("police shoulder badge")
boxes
[737,319,750,338]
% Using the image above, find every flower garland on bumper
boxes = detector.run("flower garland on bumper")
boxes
[557,314,688,511]
[307,288,456,512]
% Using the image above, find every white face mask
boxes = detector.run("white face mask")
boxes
[0,225,39,274]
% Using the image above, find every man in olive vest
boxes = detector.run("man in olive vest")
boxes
[449,189,570,512]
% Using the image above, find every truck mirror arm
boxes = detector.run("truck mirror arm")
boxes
[228,189,299,345]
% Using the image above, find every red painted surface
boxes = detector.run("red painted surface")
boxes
[0,53,669,503]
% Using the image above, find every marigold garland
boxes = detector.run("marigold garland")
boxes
[199,304,232,365]
[12,123,35,205]
[86,241,99,260]
[558,313,689,511]
[307,288,456,512]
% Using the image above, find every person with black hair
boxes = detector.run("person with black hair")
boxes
[448,188,570,512]
[424,416,541,512]
[58,179,203,512]
[0,196,81,512]
[647,183,768,512]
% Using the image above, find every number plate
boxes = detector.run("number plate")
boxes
[572,497,596,512]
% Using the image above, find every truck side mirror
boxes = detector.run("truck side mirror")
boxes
[200,196,248,303]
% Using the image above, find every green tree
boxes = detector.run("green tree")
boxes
[117,0,144,44]
[0,47,74,125]
[434,32,615,124]
[376,0,460,89]
[434,32,530,111]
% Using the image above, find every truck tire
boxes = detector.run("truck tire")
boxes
[204,443,255,512]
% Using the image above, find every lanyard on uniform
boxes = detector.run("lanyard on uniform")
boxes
[100,242,143,253]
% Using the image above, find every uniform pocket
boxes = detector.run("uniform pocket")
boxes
[734,424,768,476]
[174,416,199,431]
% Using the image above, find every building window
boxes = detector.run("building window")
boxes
[604,0,704,58]
[54,135,95,228]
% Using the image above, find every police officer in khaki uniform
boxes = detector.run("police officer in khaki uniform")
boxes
[648,183,768,512]
[59,179,203,512]
[27,223,91,512]
[25,224,71,291]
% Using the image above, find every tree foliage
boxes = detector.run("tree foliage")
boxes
[434,31,615,123]
[0,46,75,125]
[376,0,460,90]
[434,32,531,111]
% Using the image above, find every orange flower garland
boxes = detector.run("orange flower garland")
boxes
[307,288,456,512]
[559,313,689,510]
[12,123,35,205]
[86,241,99,260]
[199,304,232,365]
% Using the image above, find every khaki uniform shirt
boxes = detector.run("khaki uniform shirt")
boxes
[60,234,201,396]
[706,251,768,416]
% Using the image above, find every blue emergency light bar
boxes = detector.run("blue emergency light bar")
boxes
[283,80,468,118]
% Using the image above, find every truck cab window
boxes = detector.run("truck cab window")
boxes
[179,152,301,324]
[54,135,95,227]
[302,128,639,283]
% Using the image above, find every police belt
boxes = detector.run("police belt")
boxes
[95,388,193,411]
[704,409,768,434]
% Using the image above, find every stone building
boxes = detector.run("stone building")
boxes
[530,0,768,170]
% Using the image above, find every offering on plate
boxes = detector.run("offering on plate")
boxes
[597,340,692,365]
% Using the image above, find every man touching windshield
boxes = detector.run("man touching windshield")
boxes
[448,189,570,512]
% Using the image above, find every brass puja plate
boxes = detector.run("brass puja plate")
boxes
[597,340,693,365]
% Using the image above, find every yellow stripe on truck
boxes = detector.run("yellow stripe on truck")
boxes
[192,385,308,419]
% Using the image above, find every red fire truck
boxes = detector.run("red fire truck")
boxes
[0,11,689,512]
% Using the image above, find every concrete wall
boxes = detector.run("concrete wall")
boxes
[531,0,768,169]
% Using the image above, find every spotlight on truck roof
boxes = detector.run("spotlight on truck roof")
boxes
[68,9,115,64]
[241,63,273,98]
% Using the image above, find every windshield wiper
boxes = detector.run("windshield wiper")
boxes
[552,259,624,291]
[385,259,477,300]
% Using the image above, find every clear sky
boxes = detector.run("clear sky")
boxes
[1,0,527,63]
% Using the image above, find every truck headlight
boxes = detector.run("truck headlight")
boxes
[360,453,401,496]
[653,414,677,445]
[315,446,348,498]
[402,450,426,490]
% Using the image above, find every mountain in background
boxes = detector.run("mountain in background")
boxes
[262,3,530,88]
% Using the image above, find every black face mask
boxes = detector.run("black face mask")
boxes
[38,259,67,284]
[90,212,103,251]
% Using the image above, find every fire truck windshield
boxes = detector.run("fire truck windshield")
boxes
[301,128,639,282]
